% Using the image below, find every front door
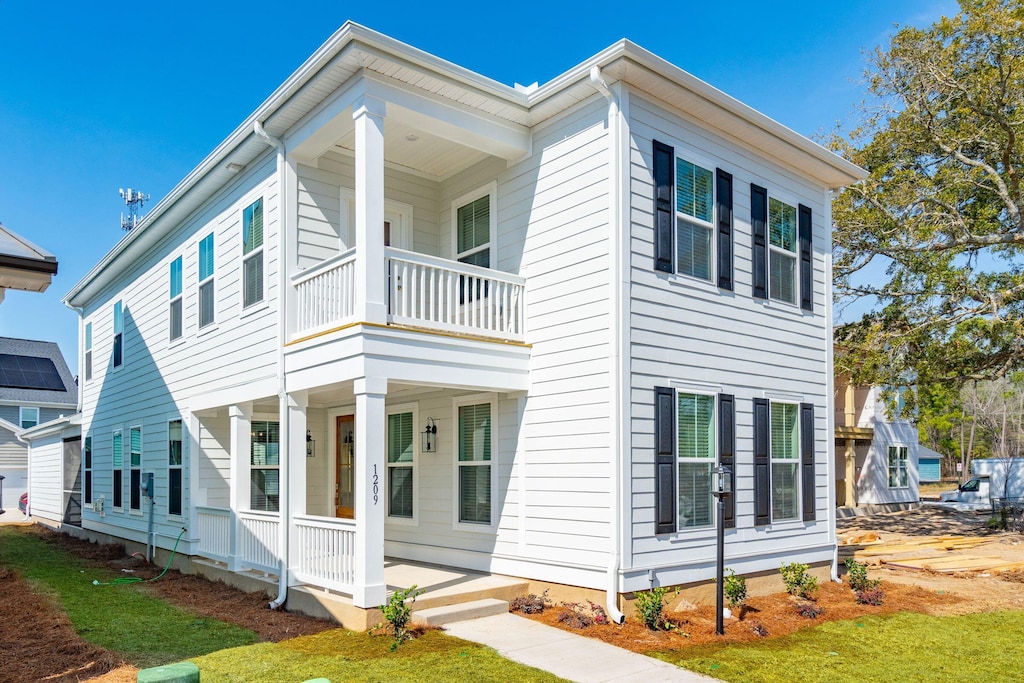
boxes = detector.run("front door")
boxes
[336,415,355,519]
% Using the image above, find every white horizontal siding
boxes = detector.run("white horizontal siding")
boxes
[27,435,63,522]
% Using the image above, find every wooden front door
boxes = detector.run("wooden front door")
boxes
[336,414,355,519]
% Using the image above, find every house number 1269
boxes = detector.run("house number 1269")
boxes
[372,464,379,505]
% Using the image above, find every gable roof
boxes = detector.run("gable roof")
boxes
[0,337,77,406]
[0,223,58,295]
[65,22,866,308]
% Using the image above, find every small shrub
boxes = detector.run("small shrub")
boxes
[510,590,550,615]
[634,586,670,630]
[796,603,824,619]
[380,584,423,650]
[554,600,608,629]
[780,562,818,598]
[722,569,747,610]
[750,621,769,637]
[586,600,609,625]
[844,558,880,593]
[856,588,885,606]
[987,514,1007,530]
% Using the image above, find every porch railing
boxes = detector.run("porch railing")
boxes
[293,514,357,593]
[293,248,356,335]
[387,248,525,341]
[238,510,281,574]
[195,506,232,564]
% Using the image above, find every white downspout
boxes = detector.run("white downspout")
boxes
[253,120,292,609]
[824,188,841,584]
[590,65,626,624]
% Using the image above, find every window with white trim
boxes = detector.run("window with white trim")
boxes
[168,420,183,516]
[677,392,714,529]
[768,197,797,304]
[387,411,414,519]
[888,445,909,488]
[129,426,142,511]
[169,256,183,341]
[250,421,279,512]
[457,402,491,525]
[455,195,491,269]
[19,407,39,429]
[770,402,800,520]
[84,322,93,381]
[84,435,93,505]
[242,198,264,307]
[675,157,714,281]
[198,233,215,328]
[112,430,123,510]
[113,300,124,367]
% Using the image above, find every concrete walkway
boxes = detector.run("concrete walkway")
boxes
[444,613,720,683]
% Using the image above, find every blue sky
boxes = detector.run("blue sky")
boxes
[0,0,958,374]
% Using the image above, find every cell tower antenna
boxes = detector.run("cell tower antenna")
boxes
[119,187,150,231]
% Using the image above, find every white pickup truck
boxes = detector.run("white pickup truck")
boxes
[939,476,990,506]
[940,458,1024,508]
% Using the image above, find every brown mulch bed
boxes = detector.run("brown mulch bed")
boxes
[520,580,964,653]
[0,567,125,683]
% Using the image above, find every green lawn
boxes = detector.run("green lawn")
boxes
[0,527,563,681]
[654,610,1024,683]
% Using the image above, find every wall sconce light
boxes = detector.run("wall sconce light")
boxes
[306,429,315,458]
[421,417,437,453]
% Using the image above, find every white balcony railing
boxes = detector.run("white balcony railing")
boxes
[195,506,232,564]
[387,248,525,341]
[293,248,357,336]
[238,509,281,574]
[291,248,525,342]
[293,514,357,593]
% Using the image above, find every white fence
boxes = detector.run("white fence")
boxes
[293,514,357,593]
[238,510,281,574]
[293,248,356,335]
[195,506,232,564]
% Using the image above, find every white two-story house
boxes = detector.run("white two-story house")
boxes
[65,23,865,626]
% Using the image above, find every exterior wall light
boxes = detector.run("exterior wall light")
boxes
[422,417,437,453]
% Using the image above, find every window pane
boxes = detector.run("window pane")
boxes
[772,461,799,520]
[457,196,490,253]
[130,469,141,510]
[243,253,263,307]
[769,251,796,304]
[113,470,122,508]
[84,436,92,469]
[199,234,215,281]
[130,427,141,467]
[199,280,215,328]
[113,333,123,367]
[85,351,92,382]
[113,432,123,468]
[85,323,92,350]
[769,198,796,251]
[679,461,713,528]
[676,219,712,280]
[85,471,92,505]
[243,198,263,254]
[459,465,491,524]
[113,301,123,334]
[169,469,182,516]
[251,421,280,466]
[170,298,183,340]
[678,393,714,459]
[389,466,413,518]
[458,249,490,269]
[169,420,183,466]
[458,404,491,462]
[676,159,713,222]
[388,412,414,463]
[250,469,279,512]
[771,403,798,460]
[170,257,182,298]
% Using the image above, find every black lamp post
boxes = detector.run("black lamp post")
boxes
[712,464,732,635]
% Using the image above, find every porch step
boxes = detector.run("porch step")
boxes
[412,597,509,626]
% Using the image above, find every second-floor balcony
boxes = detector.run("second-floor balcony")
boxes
[291,246,526,343]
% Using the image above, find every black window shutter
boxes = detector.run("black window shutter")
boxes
[751,184,768,299]
[753,397,770,526]
[798,204,813,312]
[716,169,733,291]
[653,141,674,273]
[800,402,816,522]
[654,386,676,534]
[718,394,736,529]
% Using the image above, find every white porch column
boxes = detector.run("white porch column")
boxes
[353,95,387,325]
[286,391,308,585]
[353,375,387,608]
[228,403,252,571]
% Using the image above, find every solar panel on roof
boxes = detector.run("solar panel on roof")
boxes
[0,354,66,391]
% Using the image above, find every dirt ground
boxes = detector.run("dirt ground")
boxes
[2,526,336,683]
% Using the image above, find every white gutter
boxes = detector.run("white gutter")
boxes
[253,121,292,610]
[590,66,625,625]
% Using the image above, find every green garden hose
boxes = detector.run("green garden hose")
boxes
[92,527,186,586]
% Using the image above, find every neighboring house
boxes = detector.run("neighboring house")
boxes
[0,223,58,302]
[918,445,944,484]
[64,23,865,623]
[20,414,82,526]
[0,337,78,515]
[834,379,919,510]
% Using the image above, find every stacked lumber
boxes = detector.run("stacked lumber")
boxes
[848,536,1024,573]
